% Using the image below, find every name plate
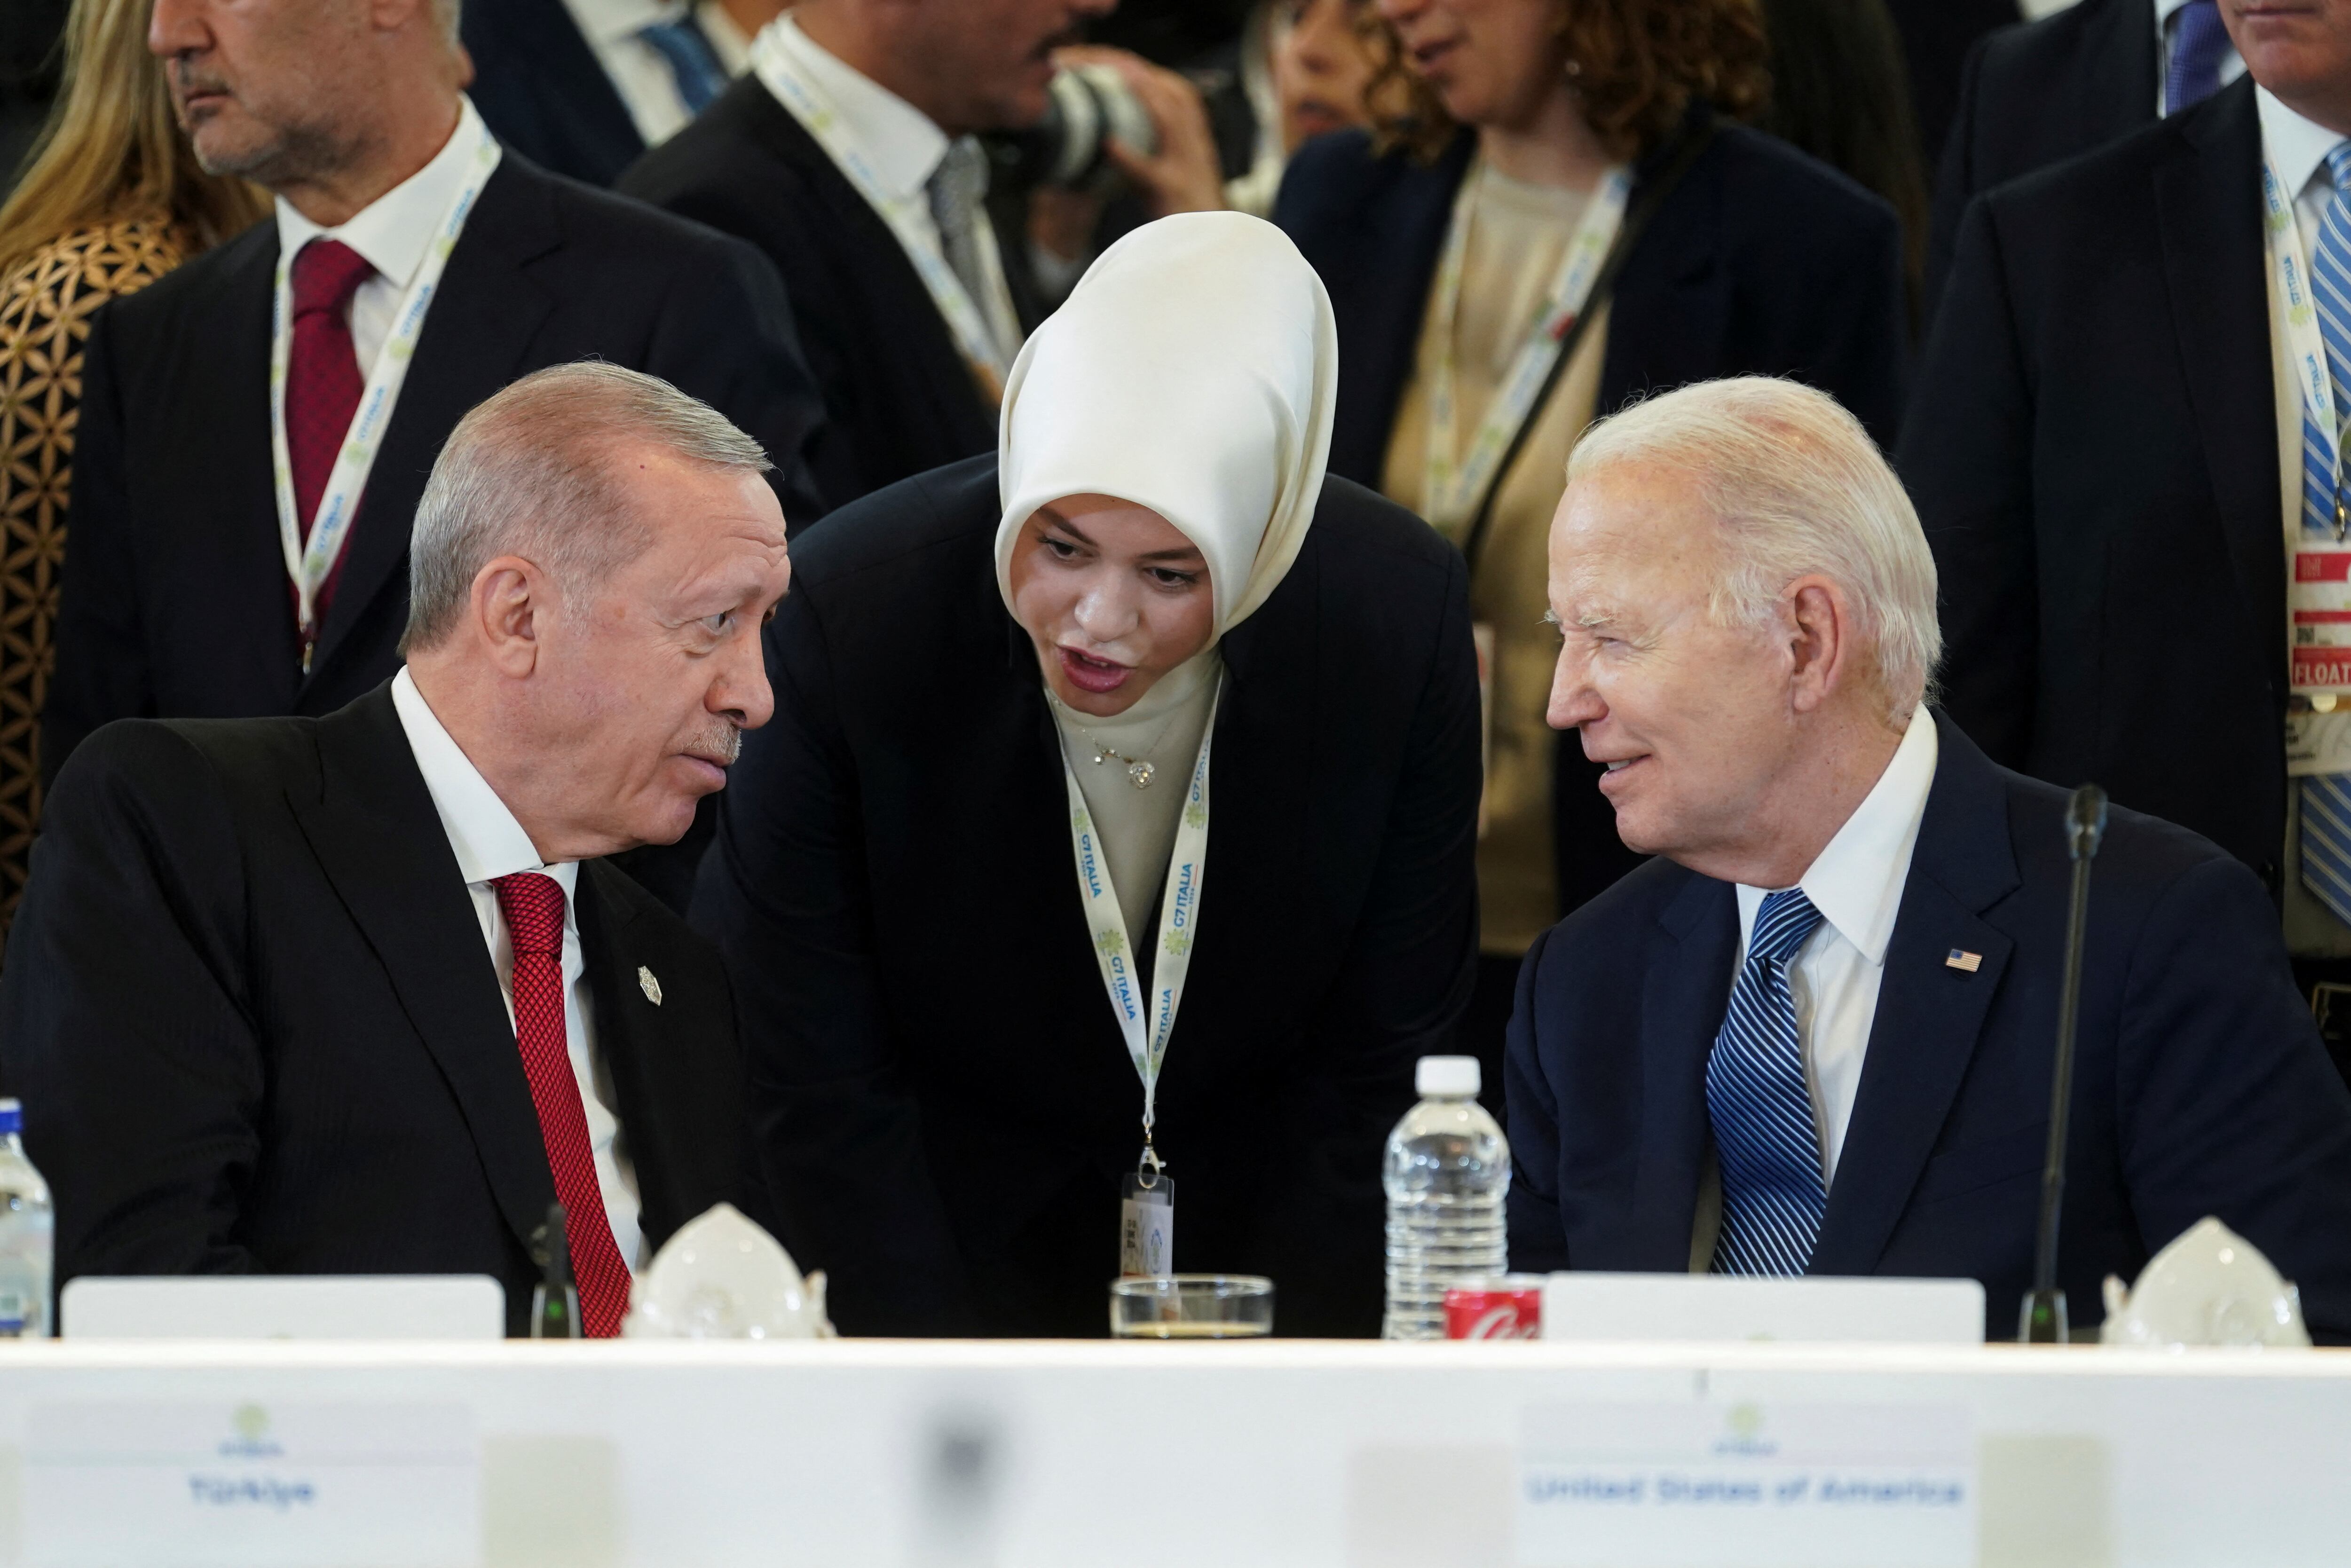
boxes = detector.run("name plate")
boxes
[1517,1401,1975,1567]
[24,1401,479,1567]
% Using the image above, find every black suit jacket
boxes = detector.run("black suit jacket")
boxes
[1275,118,1908,916]
[1506,715,2351,1339]
[0,685,757,1334]
[462,0,647,188]
[46,151,828,794]
[616,78,1003,510]
[1925,0,2154,320]
[1900,79,2286,885]
[694,457,1482,1338]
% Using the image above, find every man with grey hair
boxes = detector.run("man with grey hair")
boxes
[1506,376,2351,1339]
[45,0,827,915]
[2,364,788,1338]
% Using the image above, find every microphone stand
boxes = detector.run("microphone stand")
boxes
[2021,784,2107,1344]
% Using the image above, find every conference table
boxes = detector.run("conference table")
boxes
[0,1336,2339,1566]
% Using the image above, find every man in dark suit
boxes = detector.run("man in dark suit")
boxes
[46,0,826,899]
[616,0,1114,507]
[1511,377,2351,1338]
[1,364,791,1336]
[1901,3,2351,1057]
[1926,0,2239,316]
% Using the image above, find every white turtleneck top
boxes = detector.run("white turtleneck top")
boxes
[1047,650,1224,944]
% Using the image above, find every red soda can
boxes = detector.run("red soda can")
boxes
[1444,1275,1546,1340]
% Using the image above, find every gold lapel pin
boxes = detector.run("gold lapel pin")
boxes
[1945,950,1983,973]
[637,966,663,1006]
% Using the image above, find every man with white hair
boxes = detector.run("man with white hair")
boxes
[1506,376,2351,1338]
[2,364,789,1338]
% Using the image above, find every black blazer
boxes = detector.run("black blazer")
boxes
[694,457,1483,1338]
[1925,0,2154,321]
[1899,79,2286,886]
[462,0,647,188]
[1275,117,1908,916]
[1883,0,2022,170]
[0,685,757,1335]
[617,78,1005,510]
[1506,715,2351,1339]
[45,151,828,794]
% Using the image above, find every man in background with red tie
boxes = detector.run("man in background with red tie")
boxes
[0,364,788,1337]
[41,0,826,910]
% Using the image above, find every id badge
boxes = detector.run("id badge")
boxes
[1119,1170,1175,1279]
[2291,545,2351,694]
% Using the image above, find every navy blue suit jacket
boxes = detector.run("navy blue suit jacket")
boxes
[1275,117,1908,918]
[1505,714,2351,1338]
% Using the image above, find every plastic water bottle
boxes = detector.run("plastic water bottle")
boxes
[0,1099,53,1338]
[1382,1056,1508,1339]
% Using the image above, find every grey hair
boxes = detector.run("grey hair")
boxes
[400,361,772,655]
[1564,377,1941,725]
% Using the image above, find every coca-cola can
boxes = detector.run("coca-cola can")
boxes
[1444,1275,1546,1340]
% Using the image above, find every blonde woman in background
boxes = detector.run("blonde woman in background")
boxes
[0,0,266,943]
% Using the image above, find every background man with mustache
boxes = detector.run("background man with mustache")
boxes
[0,365,790,1338]
[42,0,826,911]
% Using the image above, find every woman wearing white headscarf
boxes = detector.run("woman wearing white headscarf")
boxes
[697,213,1480,1338]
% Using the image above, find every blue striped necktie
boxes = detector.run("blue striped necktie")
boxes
[1707,887,1830,1276]
[639,16,730,116]
[2300,144,2351,928]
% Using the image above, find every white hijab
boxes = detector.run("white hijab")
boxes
[993,211,1340,640]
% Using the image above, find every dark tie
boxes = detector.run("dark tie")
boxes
[284,238,374,626]
[2165,0,2230,116]
[493,873,631,1337]
[1706,888,1830,1276]
[638,16,730,116]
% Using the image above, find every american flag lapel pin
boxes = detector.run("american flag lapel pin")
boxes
[1945,949,1983,973]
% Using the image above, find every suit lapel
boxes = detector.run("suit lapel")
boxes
[290,686,556,1254]
[308,161,560,681]
[1602,128,1727,419]
[1627,874,1736,1269]
[2154,81,2284,674]
[1809,716,2023,1275]
[1329,133,1472,483]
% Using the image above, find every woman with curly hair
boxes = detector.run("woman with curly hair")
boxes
[1275,0,1906,1097]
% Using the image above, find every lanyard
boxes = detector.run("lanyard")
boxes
[2266,147,2346,537]
[1059,680,1221,1175]
[2263,147,2351,697]
[751,27,1017,391]
[1421,160,1632,536]
[268,111,502,671]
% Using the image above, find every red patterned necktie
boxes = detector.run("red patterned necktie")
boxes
[284,237,376,638]
[491,872,631,1336]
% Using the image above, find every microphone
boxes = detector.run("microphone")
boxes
[2021,784,2107,1343]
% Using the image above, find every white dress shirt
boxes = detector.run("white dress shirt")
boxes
[2258,87,2351,957]
[559,0,749,148]
[273,97,491,377]
[389,667,646,1269]
[2154,0,2244,117]
[1729,704,1941,1188]
[756,14,1024,364]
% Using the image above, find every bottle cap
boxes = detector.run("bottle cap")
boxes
[0,1098,20,1135]
[1415,1056,1481,1097]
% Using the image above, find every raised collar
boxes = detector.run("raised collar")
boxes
[2257,84,2345,201]
[755,13,949,203]
[390,665,579,905]
[1736,703,1939,968]
[273,96,492,295]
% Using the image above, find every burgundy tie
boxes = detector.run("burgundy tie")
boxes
[284,238,376,635]
[492,872,631,1337]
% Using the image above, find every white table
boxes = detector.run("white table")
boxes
[0,1337,2341,1567]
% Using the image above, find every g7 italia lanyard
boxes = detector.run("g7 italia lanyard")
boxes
[1058,679,1222,1277]
[268,109,501,672]
[751,26,1018,397]
[1420,160,1632,535]
[2264,148,2351,695]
